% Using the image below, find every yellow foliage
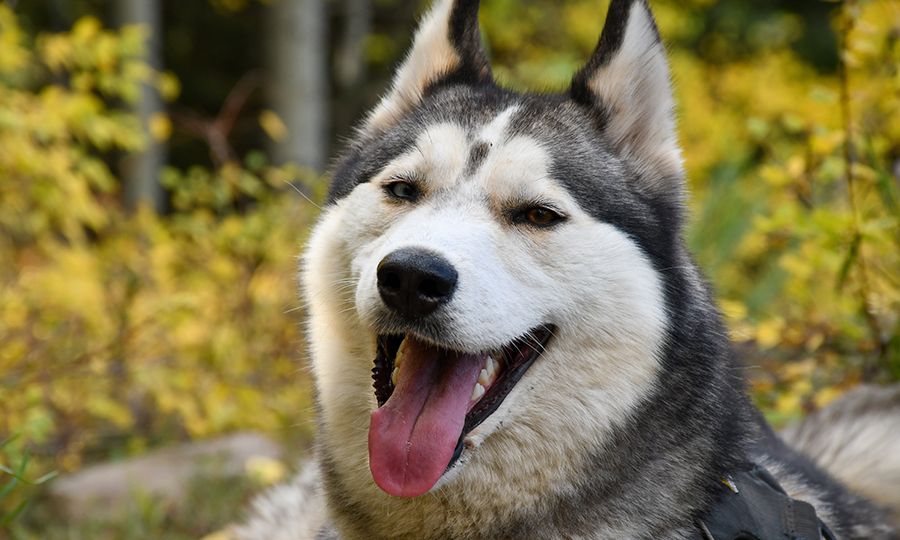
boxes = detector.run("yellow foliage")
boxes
[148,111,172,141]
[775,390,803,418]
[755,319,784,350]
[259,109,288,142]
[201,530,236,540]
[0,7,317,502]
[245,455,288,486]
[812,386,844,409]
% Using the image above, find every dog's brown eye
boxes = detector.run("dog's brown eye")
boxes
[524,207,561,225]
[386,181,418,201]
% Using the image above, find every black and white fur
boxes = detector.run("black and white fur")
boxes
[234,0,900,538]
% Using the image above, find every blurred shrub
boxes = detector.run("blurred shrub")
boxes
[0,4,317,514]
[678,0,900,423]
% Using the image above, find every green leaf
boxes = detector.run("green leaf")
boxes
[0,501,28,528]
[836,232,861,292]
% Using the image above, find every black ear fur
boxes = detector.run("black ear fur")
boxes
[362,0,492,133]
[567,0,683,191]
[571,0,660,106]
[445,0,492,86]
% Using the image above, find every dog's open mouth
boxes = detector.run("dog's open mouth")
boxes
[368,326,553,498]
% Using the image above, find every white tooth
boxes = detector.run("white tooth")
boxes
[391,367,399,386]
[478,368,490,386]
[471,383,485,402]
[486,356,497,378]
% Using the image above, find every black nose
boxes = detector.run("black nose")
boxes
[377,248,458,318]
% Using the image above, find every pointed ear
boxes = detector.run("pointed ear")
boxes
[364,0,491,133]
[571,0,683,192]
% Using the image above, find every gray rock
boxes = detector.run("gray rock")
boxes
[48,432,283,522]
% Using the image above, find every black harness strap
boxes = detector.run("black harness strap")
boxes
[694,464,836,540]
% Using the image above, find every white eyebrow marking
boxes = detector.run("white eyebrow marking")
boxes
[476,105,520,146]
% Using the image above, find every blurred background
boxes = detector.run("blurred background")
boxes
[0,0,898,537]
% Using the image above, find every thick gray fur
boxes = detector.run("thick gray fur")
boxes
[782,385,900,529]
[229,462,328,540]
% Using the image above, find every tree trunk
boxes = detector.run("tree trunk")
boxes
[117,0,166,213]
[336,0,371,91]
[267,0,330,172]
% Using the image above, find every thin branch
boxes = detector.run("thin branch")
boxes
[170,71,262,167]
[839,0,885,374]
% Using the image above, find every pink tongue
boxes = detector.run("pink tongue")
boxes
[369,336,485,497]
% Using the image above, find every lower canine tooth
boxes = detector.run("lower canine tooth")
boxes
[391,367,399,386]
[395,341,406,369]
[471,383,485,402]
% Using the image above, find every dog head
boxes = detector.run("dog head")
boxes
[303,0,693,534]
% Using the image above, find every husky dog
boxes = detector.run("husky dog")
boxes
[235,0,900,538]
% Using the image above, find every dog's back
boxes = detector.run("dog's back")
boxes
[781,386,900,535]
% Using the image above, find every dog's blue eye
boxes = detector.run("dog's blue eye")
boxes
[386,181,417,200]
